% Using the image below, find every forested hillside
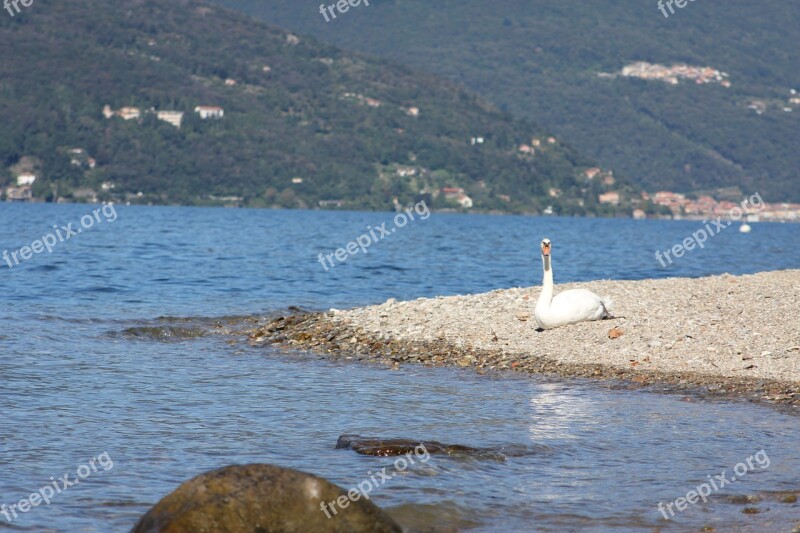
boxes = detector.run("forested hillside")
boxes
[0,0,630,214]
[217,0,800,202]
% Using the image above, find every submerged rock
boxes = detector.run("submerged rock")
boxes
[131,464,401,533]
[336,434,533,461]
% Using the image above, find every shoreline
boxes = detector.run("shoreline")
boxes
[249,270,800,409]
[5,200,800,223]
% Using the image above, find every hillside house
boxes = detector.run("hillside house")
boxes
[156,111,184,128]
[195,106,225,119]
[396,166,417,177]
[598,192,620,205]
[454,194,473,208]
[118,107,141,120]
[441,187,473,209]
[104,105,141,120]
[584,167,601,179]
[16,173,36,186]
[5,186,32,201]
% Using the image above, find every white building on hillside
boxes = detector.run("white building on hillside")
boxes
[156,111,184,128]
[16,173,36,186]
[195,106,225,119]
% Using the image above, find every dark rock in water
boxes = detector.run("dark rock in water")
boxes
[120,325,211,341]
[131,464,401,533]
[336,434,533,461]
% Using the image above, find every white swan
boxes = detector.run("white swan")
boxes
[534,238,612,330]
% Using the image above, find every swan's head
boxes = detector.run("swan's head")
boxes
[541,238,551,257]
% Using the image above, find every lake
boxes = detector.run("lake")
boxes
[1,203,798,531]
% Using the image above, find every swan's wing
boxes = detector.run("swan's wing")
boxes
[551,289,609,321]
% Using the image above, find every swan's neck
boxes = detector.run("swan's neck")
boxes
[536,255,554,311]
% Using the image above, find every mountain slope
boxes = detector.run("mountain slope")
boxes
[215,0,800,202]
[0,0,627,214]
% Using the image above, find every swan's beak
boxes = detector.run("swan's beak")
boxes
[541,241,551,257]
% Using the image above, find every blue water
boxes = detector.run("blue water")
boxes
[1,203,798,532]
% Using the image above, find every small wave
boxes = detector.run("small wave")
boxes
[78,286,125,293]
[358,265,409,272]
[31,264,60,272]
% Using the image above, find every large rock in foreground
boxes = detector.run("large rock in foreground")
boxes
[132,464,401,533]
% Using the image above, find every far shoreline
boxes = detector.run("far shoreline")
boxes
[4,199,800,224]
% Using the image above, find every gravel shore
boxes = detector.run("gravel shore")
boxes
[250,270,800,407]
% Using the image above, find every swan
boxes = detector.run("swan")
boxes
[534,238,612,330]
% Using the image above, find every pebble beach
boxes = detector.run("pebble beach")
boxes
[251,270,800,407]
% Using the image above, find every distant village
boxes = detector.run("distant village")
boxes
[641,191,800,223]
[617,61,731,87]
[605,62,800,115]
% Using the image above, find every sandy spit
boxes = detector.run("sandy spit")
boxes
[249,270,800,407]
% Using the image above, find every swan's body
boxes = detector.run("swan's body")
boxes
[534,238,612,330]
